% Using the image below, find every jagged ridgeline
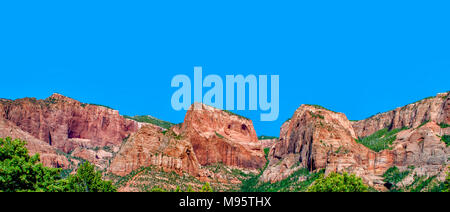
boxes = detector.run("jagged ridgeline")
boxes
[0,92,449,192]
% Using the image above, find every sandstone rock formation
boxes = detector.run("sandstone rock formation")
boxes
[180,103,266,169]
[259,138,278,149]
[0,117,70,168]
[0,93,140,153]
[261,105,376,183]
[352,92,450,138]
[2,91,447,190]
[109,103,266,179]
[71,147,114,170]
[109,124,203,177]
[262,99,450,188]
[387,121,448,176]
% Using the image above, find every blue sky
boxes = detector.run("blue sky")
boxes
[1,1,449,136]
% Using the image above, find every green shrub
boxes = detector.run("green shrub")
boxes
[215,132,225,139]
[307,172,369,192]
[441,135,450,147]
[439,122,450,128]
[309,111,324,119]
[264,148,270,158]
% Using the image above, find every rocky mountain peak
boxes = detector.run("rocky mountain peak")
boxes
[178,103,266,169]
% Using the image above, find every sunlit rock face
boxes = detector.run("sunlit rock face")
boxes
[181,103,266,169]
[0,93,140,153]
[262,99,449,189]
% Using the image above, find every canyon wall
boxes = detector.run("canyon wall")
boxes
[0,93,140,153]
[262,95,450,188]
[352,92,449,138]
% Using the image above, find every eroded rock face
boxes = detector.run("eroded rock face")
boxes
[262,101,449,188]
[109,124,202,177]
[259,138,278,149]
[0,93,140,153]
[181,103,266,169]
[352,92,450,138]
[71,147,114,170]
[388,122,448,174]
[261,105,376,183]
[0,117,70,168]
[109,103,266,181]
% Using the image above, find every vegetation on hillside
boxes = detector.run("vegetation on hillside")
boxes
[441,135,450,147]
[309,111,324,119]
[124,115,174,129]
[0,137,116,192]
[64,161,116,192]
[108,164,244,192]
[2,136,447,192]
[0,137,65,192]
[356,127,408,152]
[382,166,448,192]
[240,168,324,192]
[382,166,411,190]
[149,183,212,192]
[438,122,450,128]
[307,172,369,192]
[215,132,225,139]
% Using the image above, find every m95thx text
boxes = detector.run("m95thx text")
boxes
[178,196,272,210]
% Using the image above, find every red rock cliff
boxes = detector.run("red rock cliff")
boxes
[0,117,70,168]
[109,124,202,177]
[181,103,266,169]
[261,105,378,183]
[262,99,449,188]
[0,93,140,153]
[352,92,450,138]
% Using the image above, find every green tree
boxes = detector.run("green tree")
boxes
[65,161,116,192]
[307,172,369,192]
[200,182,213,192]
[0,137,64,192]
